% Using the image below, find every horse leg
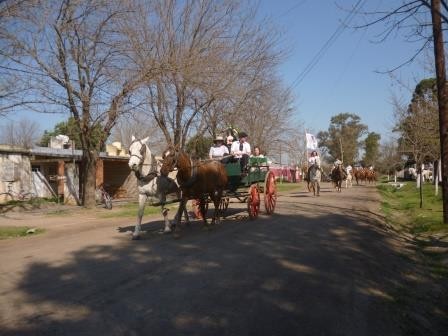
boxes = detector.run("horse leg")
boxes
[174,197,188,227]
[316,181,320,196]
[133,194,147,240]
[160,205,173,234]
[200,197,208,226]
[173,193,190,227]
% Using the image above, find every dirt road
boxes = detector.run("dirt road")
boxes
[0,183,446,335]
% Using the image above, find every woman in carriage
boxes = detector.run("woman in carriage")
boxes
[209,135,229,163]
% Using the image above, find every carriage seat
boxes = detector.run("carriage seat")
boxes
[249,157,268,166]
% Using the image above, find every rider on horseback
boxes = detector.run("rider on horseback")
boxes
[331,158,347,180]
[307,150,321,181]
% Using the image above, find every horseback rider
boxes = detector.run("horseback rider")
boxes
[307,150,321,181]
[308,150,321,167]
[331,158,347,179]
[346,163,353,176]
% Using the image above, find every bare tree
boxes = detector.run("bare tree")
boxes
[0,118,40,148]
[376,139,403,178]
[353,0,448,220]
[0,0,152,207]
[111,114,164,152]
[123,0,286,149]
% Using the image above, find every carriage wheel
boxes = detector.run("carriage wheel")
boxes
[247,185,260,220]
[219,197,230,215]
[264,170,277,214]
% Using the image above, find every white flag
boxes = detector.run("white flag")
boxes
[306,133,318,150]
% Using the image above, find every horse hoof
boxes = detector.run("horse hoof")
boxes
[159,229,172,235]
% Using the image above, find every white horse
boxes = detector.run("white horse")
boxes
[345,172,353,188]
[422,169,433,182]
[128,136,188,239]
[309,164,321,196]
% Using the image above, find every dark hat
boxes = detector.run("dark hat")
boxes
[238,131,248,138]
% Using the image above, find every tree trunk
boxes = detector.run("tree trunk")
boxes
[420,167,423,208]
[81,150,98,208]
[431,0,448,223]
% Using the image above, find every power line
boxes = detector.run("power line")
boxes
[289,0,366,90]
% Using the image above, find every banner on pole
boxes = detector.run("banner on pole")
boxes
[305,133,318,150]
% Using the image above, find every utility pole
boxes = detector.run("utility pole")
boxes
[431,0,448,223]
[339,137,344,162]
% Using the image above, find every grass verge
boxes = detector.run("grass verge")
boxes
[276,182,303,193]
[100,202,179,218]
[0,226,45,239]
[377,180,448,279]
[377,181,444,235]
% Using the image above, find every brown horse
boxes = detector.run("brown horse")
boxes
[331,164,345,192]
[366,169,377,184]
[353,167,365,185]
[161,147,228,227]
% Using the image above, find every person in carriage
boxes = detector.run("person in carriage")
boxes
[252,146,264,158]
[230,131,252,175]
[209,135,229,163]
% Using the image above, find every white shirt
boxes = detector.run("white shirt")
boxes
[209,145,229,159]
[231,141,251,158]
[308,156,321,167]
[346,165,352,174]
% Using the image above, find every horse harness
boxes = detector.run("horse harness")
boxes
[129,139,159,183]
[166,149,199,188]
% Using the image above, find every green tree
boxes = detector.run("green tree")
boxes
[185,135,213,160]
[394,78,440,164]
[317,113,368,164]
[394,78,440,208]
[363,132,381,166]
[40,117,105,150]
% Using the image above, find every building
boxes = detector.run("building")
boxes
[0,142,137,204]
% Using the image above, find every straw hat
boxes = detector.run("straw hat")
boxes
[214,135,224,142]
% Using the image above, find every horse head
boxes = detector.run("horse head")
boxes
[161,145,181,176]
[128,135,150,172]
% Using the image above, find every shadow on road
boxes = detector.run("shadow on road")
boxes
[2,200,447,335]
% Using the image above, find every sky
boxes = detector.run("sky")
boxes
[1,0,434,143]
[259,0,432,141]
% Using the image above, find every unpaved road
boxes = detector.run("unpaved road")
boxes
[0,183,446,336]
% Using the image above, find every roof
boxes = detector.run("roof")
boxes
[0,145,129,161]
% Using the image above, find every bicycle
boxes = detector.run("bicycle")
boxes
[0,183,37,202]
[95,185,113,210]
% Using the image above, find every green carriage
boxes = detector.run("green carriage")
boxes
[220,156,277,219]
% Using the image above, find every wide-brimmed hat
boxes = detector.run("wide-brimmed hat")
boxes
[214,135,224,142]
[238,131,248,138]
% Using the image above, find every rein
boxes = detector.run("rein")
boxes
[166,150,199,188]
